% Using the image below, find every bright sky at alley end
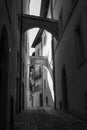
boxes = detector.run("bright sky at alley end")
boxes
[29,0,41,55]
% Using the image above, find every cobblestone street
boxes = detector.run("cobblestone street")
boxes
[13,108,87,130]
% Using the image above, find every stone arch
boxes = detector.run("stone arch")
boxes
[22,14,59,40]
[0,25,9,130]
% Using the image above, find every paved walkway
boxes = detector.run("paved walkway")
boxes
[13,108,87,130]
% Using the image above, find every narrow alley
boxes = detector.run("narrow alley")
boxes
[1,0,87,130]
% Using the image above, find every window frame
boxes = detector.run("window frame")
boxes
[74,17,85,68]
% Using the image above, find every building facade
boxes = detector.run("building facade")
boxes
[30,0,54,108]
[0,0,22,129]
[29,48,43,107]
[31,30,54,108]
[52,0,87,120]
[0,0,31,129]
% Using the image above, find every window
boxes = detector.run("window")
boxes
[32,52,35,56]
[46,96,48,105]
[59,101,62,110]
[37,48,40,56]
[44,79,46,90]
[74,21,85,67]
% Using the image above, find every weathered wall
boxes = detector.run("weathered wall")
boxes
[0,0,21,129]
[54,0,87,118]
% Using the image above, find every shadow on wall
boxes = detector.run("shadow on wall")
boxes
[0,25,9,130]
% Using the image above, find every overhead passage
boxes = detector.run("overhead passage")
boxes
[22,14,59,40]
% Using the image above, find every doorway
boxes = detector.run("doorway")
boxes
[62,68,68,111]
[39,93,43,107]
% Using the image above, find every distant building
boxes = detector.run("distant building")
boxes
[31,29,54,108]
[22,0,31,110]
[31,0,54,108]
[29,47,43,107]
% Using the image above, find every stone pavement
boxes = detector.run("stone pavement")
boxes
[13,108,87,130]
[43,108,87,130]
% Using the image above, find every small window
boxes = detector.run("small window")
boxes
[32,52,35,56]
[44,79,46,90]
[37,48,40,56]
[46,96,48,105]
[74,21,85,67]
[59,101,62,110]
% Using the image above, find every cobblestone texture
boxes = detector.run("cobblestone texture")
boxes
[13,108,87,130]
